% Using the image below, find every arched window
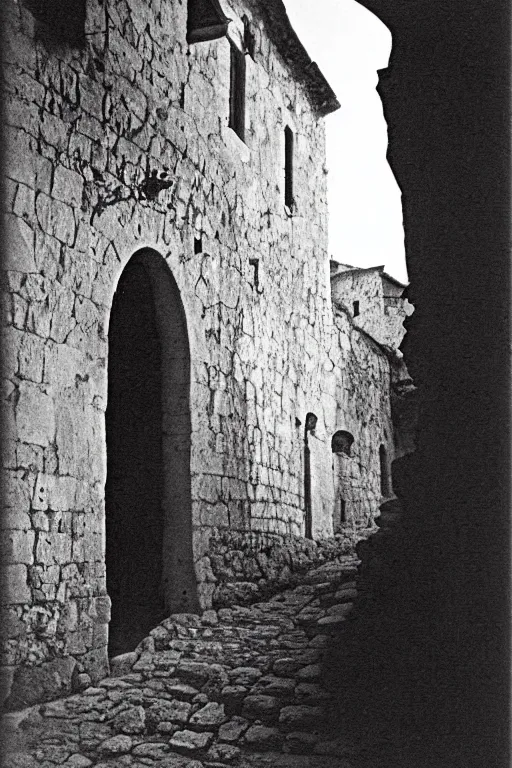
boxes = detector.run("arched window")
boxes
[379,444,391,496]
[305,412,318,435]
[331,430,354,457]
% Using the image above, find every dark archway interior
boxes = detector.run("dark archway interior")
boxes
[105,259,166,657]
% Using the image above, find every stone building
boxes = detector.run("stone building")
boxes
[330,262,414,353]
[328,260,414,537]
[1,0,412,708]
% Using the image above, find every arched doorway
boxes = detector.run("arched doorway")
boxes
[105,249,198,658]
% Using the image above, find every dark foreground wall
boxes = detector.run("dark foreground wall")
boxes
[338,1,510,765]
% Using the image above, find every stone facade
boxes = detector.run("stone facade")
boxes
[1,0,412,707]
[330,263,414,352]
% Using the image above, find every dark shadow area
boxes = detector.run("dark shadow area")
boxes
[323,2,510,766]
[106,249,199,657]
[106,258,166,656]
[106,249,200,659]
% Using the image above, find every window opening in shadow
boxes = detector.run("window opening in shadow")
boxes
[332,430,354,457]
[379,444,391,496]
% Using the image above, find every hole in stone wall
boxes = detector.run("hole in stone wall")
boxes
[332,430,354,457]
[194,234,203,254]
[353,300,360,317]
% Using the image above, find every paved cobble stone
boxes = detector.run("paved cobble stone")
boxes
[2,557,360,767]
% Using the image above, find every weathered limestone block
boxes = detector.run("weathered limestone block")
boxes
[4,126,37,187]
[35,532,72,566]
[3,469,34,514]
[1,564,31,604]
[4,656,76,709]
[169,729,214,752]
[15,383,55,446]
[111,705,146,734]
[241,694,280,722]
[97,734,133,755]
[147,698,192,726]
[52,166,84,209]
[2,530,35,566]
[4,214,37,272]
[189,702,227,729]
[35,192,76,246]
[31,474,77,513]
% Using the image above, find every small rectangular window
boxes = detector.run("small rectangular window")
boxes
[229,45,246,141]
[249,258,259,290]
[284,126,294,210]
[353,300,360,317]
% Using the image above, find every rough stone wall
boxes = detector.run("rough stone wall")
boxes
[208,529,355,608]
[327,305,396,531]
[331,269,384,328]
[1,0,406,705]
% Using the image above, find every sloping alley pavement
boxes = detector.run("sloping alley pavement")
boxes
[1,554,370,768]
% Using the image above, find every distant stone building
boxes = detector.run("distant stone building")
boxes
[1,0,414,707]
[329,260,415,535]
[330,262,414,352]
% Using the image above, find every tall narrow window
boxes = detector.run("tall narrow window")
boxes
[353,300,360,317]
[229,45,246,141]
[304,413,317,539]
[284,126,294,210]
[379,444,391,496]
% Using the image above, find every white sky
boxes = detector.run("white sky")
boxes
[284,0,408,284]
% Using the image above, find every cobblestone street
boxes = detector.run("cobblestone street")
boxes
[2,555,363,768]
